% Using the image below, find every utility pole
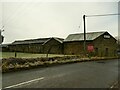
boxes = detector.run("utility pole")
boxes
[83,15,86,56]
[83,13,119,57]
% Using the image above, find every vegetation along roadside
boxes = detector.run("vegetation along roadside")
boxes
[2,56,118,73]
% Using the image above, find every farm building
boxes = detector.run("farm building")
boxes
[8,37,64,54]
[0,44,10,52]
[63,31,117,57]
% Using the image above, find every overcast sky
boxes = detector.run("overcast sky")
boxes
[0,1,119,44]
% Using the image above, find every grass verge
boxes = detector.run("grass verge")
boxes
[2,56,118,73]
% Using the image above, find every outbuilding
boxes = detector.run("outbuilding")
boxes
[8,37,64,54]
[63,31,117,57]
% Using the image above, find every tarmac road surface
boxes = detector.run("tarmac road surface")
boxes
[2,59,119,88]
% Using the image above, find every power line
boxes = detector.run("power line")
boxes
[83,13,119,56]
[86,13,120,17]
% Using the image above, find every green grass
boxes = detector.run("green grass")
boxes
[1,52,67,58]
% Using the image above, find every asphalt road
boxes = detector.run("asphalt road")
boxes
[2,59,119,88]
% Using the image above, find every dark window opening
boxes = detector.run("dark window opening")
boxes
[95,48,98,56]
[105,48,108,56]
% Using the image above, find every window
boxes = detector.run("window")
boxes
[104,35,110,39]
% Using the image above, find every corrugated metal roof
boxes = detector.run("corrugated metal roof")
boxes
[12,37,64,45]
[12,38,50,45]
[64,31,107,42]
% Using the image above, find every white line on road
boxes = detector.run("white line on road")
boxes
[4,77,44,89]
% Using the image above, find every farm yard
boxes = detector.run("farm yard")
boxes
[1,3,119,88]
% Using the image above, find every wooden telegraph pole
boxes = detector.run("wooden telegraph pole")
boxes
[83,15,86,57]
[83,14,119,57]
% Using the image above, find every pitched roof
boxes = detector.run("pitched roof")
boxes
[0,44,11,47]
[12,38,49,45]
[42,37,64,45]
[12,37,64,45]
[64,31,107,42]
[53,37,64,43]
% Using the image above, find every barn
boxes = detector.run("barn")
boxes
[63,31,117,57]
[0,44,10,52]
[8,37,64,54]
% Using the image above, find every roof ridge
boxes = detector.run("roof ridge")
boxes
[12,37,64,45]
[14,37,64,42]
[64,31,109,41]
[70,31,107,35]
